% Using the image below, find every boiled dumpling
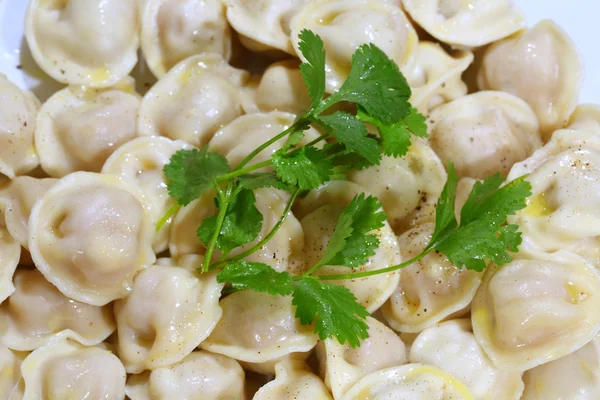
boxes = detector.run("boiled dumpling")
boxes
[28,172,156,306]
[254,360,333,400]
[25,0,139,87]
[567,104,600,133]
[255,60,312,114]
[0,344,25,400]
[0,227,19,304]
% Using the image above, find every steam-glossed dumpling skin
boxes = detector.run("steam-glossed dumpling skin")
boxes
[382,223,483,333]
[125,351,245,400]
[506,130,600,260]
[141,0,232,78]
[0,227,19,304]
[402,0,525,48]
[254,360,333,400]
[21,339,126,400]
[296,181,401,312]
[568,104,600,134]
[0,75,40,179]
[0,345,24,400]
[342,364,475,400]
[24,0,139,87]
[521,334,600,400]
[201,290,319,374]
[317,317,406,399]
[0,269,115,351]
[138,54,251,147]
[408,42,473,115]
[477,20,583,138]
[255,60,312,114]
[409,319,524,400]
[102,136,192,253]
[429,91,541,180]
[35,80,141,178]
[0,177,57,251]
[28,172,156,306]
[224,0,308,54]
[290,0,418,93]
[471,251,600,370]
[349,140,447,233]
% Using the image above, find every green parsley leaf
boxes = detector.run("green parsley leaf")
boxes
[164,148,230,206]
[197,188,263,256]
[238,172,290,191]
[323,143,375,171]
[427,164,459,248]
[320,43,411,124]
[298,30,326,108]
[217,261,294,296]
[273,146,332,190]
[293,278,370,347]
[317,111,381,166]
[404,107,429,138]
[281,129,306,153]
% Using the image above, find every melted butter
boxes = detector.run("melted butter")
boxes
[89,68,112,86]
[565,281,587,304]
[112,79,137,95]
[524,193,553,217]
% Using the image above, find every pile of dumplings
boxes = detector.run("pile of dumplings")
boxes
[0,0,598,399]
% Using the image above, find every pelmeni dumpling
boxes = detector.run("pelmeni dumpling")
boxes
[317,317,407,399]
[429,91,541,179]
[209,111,321,169]
[201,290,319,374]
[402,0,525,48]
[342,363,475,400]
[255,60,312,114]
[114,265,223,373]
[0,269,115,351]
[349,140,447,233]
[126,351,245,400]
[0,345,25,400]
[29,172,156,306]
[102,136,192,253]
[138,54,253,147]
[0,176,57,251]
[506,130,600,259]
[477,20,583,138]
[296,181,401,312]
[290,0,418,93]
[35,80,141,178]
[141,0,232,78]
[521,334,600,400]
[472,250,600,370]
[0,75,40,179]
[25,0,139,87]
[568,104,600,133]
[408,42,473,115]
[0,227,19,304]
[254,360,333,400]
[409,319,524,400]
[21,339,126,400]
[381,223,483,333]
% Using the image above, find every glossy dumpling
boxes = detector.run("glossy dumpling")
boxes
[0,269,115,351]
[296,181,401,312]
[0,177,57,251]
[255,60,312,114]
[342,363,475,400]
[138,54,253,147]
[141,0,232,78]
[567,104,600,133]
[36,80,141,178]
[0,345,25,400]
[21,339,126,400]
[317,317,406,399]
[408,42,473,115]
[472,250,600,370]
[29,172,156,306]
[290,0,418,93]
[102,136,192,253]
[477,20,583,137]
[409,319,524,400]
[126,351,244,400]
[0,227,19,304]
[521,334,600,400]
[24,0,139,87]
[0,75,40,179]
[402,0,525,48]
[254,360,333,400]
[349,140,447,233]
[381,223,482,333]
[429,91,541,179]
[200,290,319,374]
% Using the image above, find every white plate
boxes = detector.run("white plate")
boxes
[0,0,598,103]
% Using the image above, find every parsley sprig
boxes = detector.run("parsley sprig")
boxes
[159,30,532,347]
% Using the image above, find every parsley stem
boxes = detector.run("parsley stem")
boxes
[210,188,300,269]
[202,182,234,272]
[156,203,181,232]
[304,133,330,148]
[216,160,273,182]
